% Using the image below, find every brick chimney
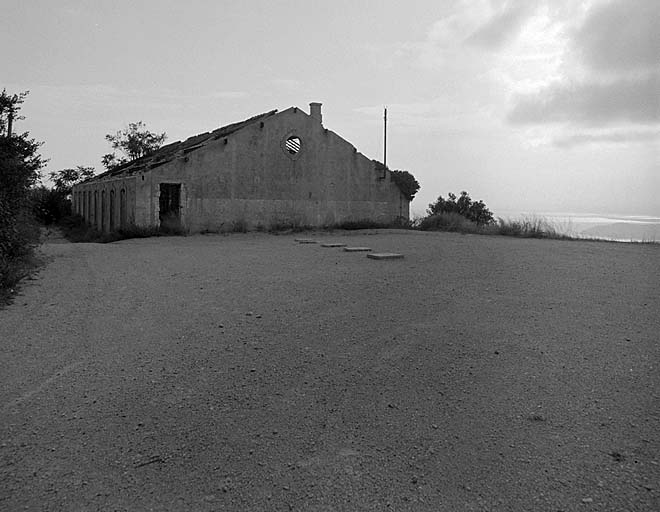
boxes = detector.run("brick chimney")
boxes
[309,102,322,124]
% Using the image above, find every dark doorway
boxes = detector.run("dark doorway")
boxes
[159,183,181,230]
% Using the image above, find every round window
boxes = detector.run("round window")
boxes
[285,136,301,155]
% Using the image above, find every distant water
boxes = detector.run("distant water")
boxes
[495,211,660,243]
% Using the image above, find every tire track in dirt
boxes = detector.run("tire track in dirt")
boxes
[0,242,101,408]
[3,361,84,411]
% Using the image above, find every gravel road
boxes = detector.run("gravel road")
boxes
[1,230,659,511]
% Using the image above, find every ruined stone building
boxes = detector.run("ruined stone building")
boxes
[71,103,409,233]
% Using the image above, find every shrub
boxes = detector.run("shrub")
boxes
[418,212,484,233]
[389,170,420,201]
[0,206,40,304]
[30,186,71,225]
[427,191,494,226]
[1,90,46,302]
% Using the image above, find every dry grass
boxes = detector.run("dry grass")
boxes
[495,216,575,239]
[59,215,185,243]
[419,212,581,240]
[0,213,42,306]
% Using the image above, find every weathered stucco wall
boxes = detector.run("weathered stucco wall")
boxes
[73,176,136,232]
[74,106,409,232]
[144,107,407,231]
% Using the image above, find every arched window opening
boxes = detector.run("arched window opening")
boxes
[93,191,98,227]
[120,189,127,228]
[109,190,115,231]
[101,190,106,232]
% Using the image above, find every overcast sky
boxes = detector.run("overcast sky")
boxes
[3,0,659,217]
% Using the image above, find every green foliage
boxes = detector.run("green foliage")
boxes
[418,212,582,240]
[49,166,95,196]
[427,191,494,226]
[0,90,45,300]
[390,170,420,201]
[32,166,96,225]
[0,209,40,304]
[102,121,167,170]
[0,90,27,137]
[30,186,71,225]
[418,211,484,233]
[0,90,46,251]
[0,91,46,208]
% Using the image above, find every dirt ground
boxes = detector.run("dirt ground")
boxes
[1,230,658,511]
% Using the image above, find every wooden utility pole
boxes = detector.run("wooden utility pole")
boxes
[382,106,387,179]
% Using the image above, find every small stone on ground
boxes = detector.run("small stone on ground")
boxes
[367,252,404,260]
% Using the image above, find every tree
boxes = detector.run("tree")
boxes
[102,121,166,170]
[390,169,420,201]
[1,89,46,288]
[30,166,96,224]
[0,89,27,138]
[49,166,95,197]
[0,90,45,204]
[427,191,494,225]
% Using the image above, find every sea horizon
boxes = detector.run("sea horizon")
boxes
[495,210,660,243]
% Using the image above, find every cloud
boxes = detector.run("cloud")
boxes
[354,97,498,133]
[465,1,537,49]
[206,91,248,100]
[508,72,659,126]
[505,0,660,137]
[21,84,249,112]
[574,0,659,73]
[553,129,660,148]
[270,78,303,91]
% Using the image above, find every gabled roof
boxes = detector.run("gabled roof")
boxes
[85,109,278,182]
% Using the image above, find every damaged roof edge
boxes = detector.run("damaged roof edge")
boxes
[80,109,279,184]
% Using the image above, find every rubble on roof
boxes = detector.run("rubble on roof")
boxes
[84,109,278,183]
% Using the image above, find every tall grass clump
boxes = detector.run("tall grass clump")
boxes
[496,216,573,239]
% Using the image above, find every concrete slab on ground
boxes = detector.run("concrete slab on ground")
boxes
[344,247,372,252]
[320,243,347,248]
[367,252,404,260]
[295,239,317,244]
